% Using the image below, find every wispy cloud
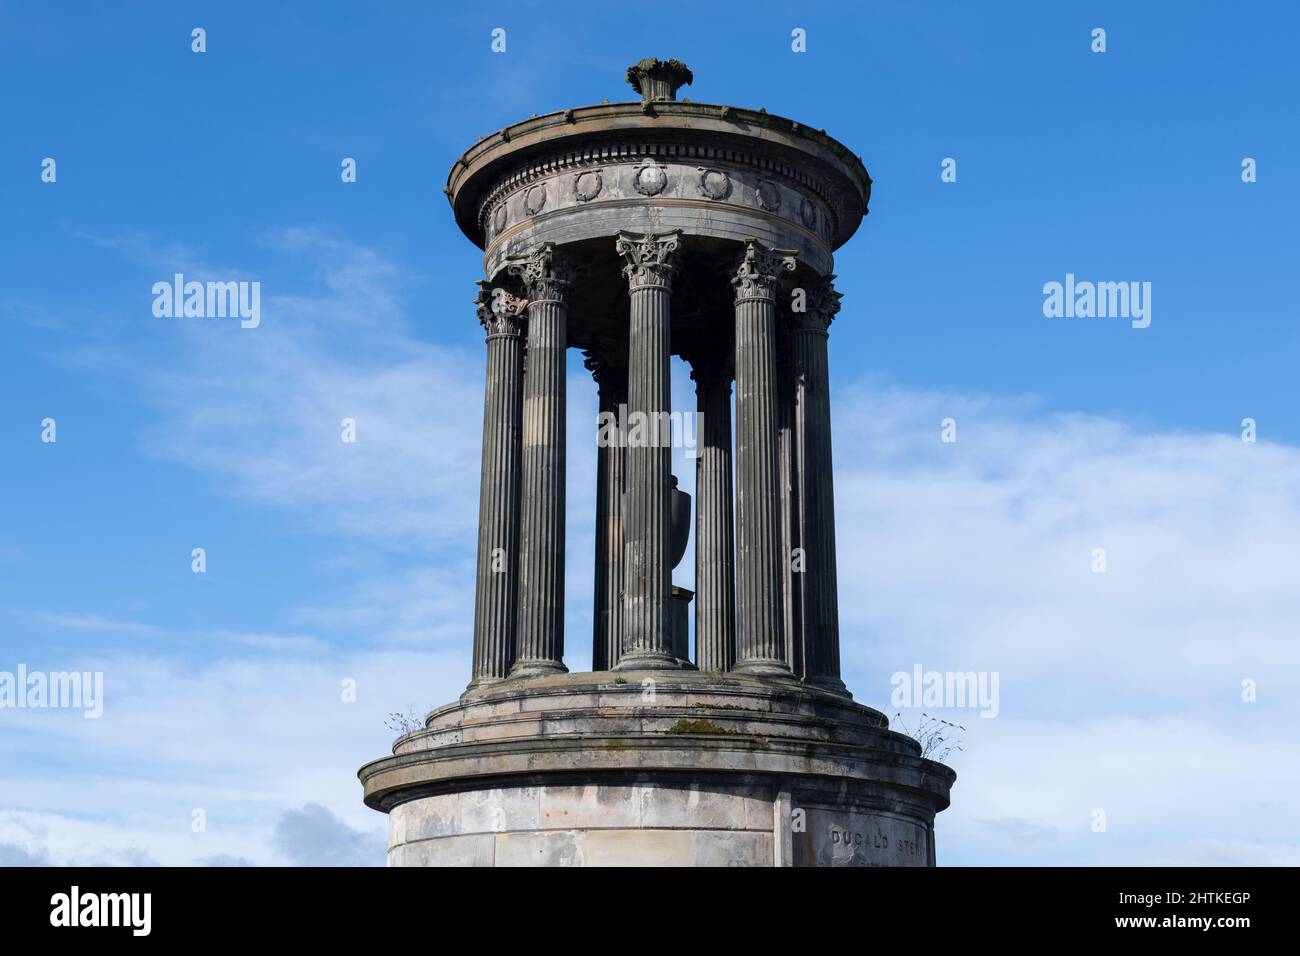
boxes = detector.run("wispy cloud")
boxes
[30,612,162,637]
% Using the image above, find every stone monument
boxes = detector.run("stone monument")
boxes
[359,58,954,866]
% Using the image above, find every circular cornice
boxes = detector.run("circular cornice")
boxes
[446,100,872,252]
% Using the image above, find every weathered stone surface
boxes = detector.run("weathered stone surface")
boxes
[693,830,773,867]
[446,99,871,280]
[365,672,951,867]
[390,833,494,867]
[792,807,931,868]
[495,830,586,867]
[460,786,541,833]
[539,784,639,830]
[585,829,694,867]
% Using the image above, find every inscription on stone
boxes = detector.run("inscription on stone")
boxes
[793,807,930,867]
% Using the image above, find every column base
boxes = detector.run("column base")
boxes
[733,657,796,678]
[362,671,955,867]
[613,649,682,671]
[509,660,569,679]
[462,675,510,696]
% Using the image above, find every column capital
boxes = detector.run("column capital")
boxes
[475,280,527,338]
[733,238,797,303]
[616,230,682,291]
[790,273,842,335]
[506,242,574,303]
[582,346,627,393]
[686,350,734,390]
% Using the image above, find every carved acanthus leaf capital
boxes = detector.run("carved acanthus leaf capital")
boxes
[732,239,797,302]
[582,345,627,393]
[686,350,734,390]
[616,230,682,291]
[475,280,528,337]
[790,274,842,333]
[506,243,574,302]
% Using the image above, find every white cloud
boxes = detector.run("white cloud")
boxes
[1,644,460,866]
[272,802,382,867]
[830,380,1300,864]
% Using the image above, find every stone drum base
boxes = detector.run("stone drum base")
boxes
[360,672,954,867]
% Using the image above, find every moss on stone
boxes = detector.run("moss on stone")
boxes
[668,718,732,735]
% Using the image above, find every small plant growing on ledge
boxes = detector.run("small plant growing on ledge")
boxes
[892,712,965,763]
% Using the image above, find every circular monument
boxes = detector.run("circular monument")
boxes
[359,57,955,866]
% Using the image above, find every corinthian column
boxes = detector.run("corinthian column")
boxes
[794,276,847,693]
[586,349,627,671]
[507,244,571,677]
[469,282,527,688]
[776,320,804,680]
[731,239,796,677]
[689,352,736,673]
[614,230,682,670]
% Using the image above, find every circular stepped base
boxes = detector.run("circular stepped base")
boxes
[360,670,954,867]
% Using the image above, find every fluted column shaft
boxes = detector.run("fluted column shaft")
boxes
[509,245,571,677]
[469,283,527,688]
[795,278,846,692]
[691,354,736,672]
[732,240,796,676]
[588,353,628,670]
[614,230,682,670]
[776,323,805,679]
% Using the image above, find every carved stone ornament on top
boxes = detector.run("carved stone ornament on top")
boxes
[732,239,798,301]
[616,230,682,291]
[625,57,694,109]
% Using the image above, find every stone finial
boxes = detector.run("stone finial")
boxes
[625,57,693,106]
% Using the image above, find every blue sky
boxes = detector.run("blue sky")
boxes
[2,1,1298,866]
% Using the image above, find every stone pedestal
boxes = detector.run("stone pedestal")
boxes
[360,672,953,867]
